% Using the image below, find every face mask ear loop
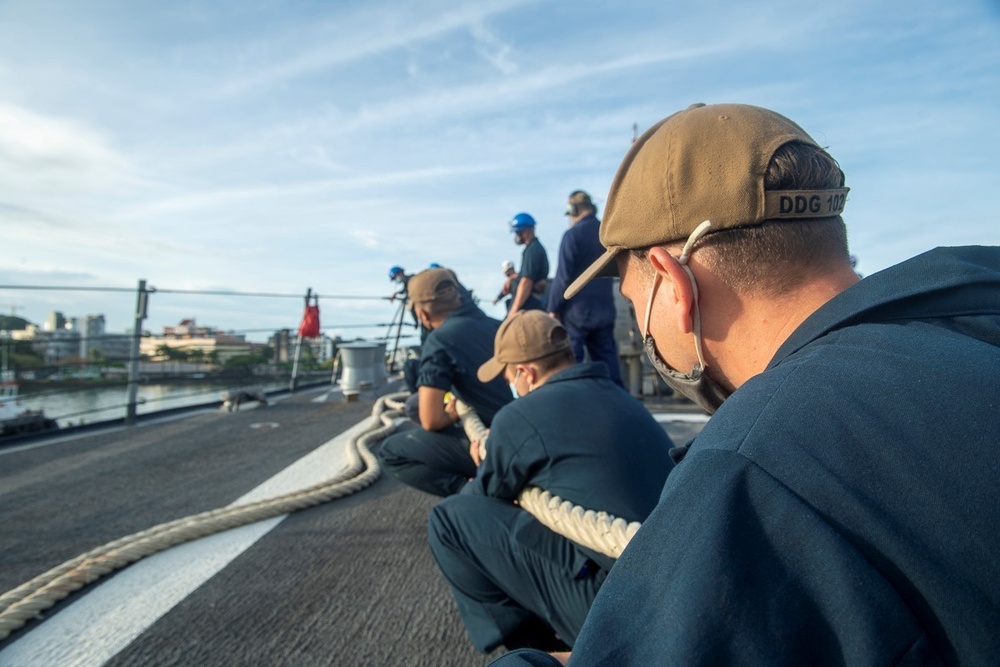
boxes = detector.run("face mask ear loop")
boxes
[677,221,712,371]
[642,273,661,338]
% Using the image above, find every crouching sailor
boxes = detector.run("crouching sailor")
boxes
[428,311,675,653]
[379,268,513,497]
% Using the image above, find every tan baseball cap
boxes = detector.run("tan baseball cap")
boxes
[477,311,571,382]
[564,103,849,299]
[406,268,460,310]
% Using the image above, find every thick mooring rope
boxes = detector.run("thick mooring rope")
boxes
[456,401,640,560]
[0,391,410,642]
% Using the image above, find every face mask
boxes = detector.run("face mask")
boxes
[509,369,521,398]
[640,221,731,414]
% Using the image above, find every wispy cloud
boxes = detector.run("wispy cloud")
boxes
[119,162,506,220]
[218,0,537,96]
[0,201,67,229]
[470,21,518,74]
[0,104,130,192]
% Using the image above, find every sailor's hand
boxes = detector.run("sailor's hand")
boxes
[550,652,571,665]
[469,429,489,465]
[444,397,460,424]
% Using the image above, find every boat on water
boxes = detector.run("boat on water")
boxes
[0,370,58,439]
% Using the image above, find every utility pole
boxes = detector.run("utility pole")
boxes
[125,280,150,425]
[289,287,312,392]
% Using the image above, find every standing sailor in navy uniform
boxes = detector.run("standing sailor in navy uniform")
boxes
[507,213,549,316]
[547,190,624,387]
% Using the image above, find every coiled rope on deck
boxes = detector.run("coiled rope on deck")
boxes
[0,391,410,641]
[456,401,640,560]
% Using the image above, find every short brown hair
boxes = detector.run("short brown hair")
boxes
[531,328,576,373]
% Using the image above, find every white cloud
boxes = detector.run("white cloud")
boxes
[217,0,537,96]
[0,103,130,192]
[470,21,518,74]
[118,162,505,220]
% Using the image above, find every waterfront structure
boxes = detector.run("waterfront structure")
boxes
[12,314,132,364]
[141,318,265,365]
[43,311,66,332]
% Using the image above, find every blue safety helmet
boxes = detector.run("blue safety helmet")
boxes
[388,265,404,280]
[509,213,536,232]
[428,262,441,268]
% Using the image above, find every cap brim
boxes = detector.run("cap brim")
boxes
[564,248,621,300]
[477,355,506,383]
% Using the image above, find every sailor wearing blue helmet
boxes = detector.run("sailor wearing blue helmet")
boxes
[507,213,549,317]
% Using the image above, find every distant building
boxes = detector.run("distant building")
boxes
[66,314,129,360]
[18,313,133,363]
[270,329,295,364]
[13,324,81,364]
[268,329,337,365]
[142,318,265,364]
[44,311,66,332]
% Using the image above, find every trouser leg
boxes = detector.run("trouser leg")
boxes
[378,425,475,497]
[403,392,420,422]
[562,319,588,363]
[586,323,624,388]
[428,494,605,652]
[403,358,420,393]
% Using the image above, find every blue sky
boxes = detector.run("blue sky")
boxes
[2,0,999,342]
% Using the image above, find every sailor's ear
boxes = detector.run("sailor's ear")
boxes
[647,247,695,335]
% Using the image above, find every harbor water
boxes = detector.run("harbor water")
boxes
[13,381,291,428]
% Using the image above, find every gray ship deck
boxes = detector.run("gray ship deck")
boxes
[0,382,705,666]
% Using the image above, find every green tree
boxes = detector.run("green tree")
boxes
[155,344,190,361]
[0,315,29,331]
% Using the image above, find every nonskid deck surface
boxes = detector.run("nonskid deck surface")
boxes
[0,384,704,666]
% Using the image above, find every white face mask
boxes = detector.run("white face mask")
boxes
[640,221,730,414]
[508,369,521,398]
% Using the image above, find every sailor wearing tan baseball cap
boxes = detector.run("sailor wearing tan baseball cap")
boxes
[431,308,675,653]
[378,267,514,497]
[565,103,849,297]
[564,103,852,413]
[406,267,462,315]
[488,103,1000,667]
[477,310,573,393]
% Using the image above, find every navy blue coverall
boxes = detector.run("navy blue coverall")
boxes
[379,300,513,497]
[512,238,549,312]
[429,362,675,652]
[547,213,623,386]
[491,246,1000,666]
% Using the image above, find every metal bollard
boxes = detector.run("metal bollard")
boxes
[339,342,384,400]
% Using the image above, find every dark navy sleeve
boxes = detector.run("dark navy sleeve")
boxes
[488,649,564,666]
[520,241,548,283]
[415,340,454,391]
[563,448,932,666]
[469,406,543,501]
[546,228,577,315]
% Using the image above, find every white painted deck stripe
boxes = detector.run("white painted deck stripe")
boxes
[0,414,374,667]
